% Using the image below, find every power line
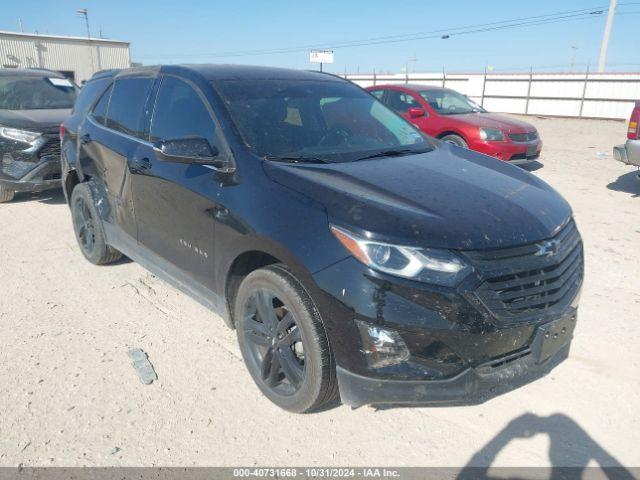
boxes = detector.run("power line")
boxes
[135,4,639,60]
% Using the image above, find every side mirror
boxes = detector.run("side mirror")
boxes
[153,137,234,173]
[408,107,426,118]
[153,137,217,163]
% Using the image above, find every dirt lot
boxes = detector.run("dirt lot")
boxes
[0,115,639,469]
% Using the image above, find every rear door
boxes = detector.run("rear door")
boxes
[385,89,433,135]
[129,74,225,292]
[78,75,155,240]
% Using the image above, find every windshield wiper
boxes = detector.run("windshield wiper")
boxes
[355,148,428,162]
[263,154,329,164]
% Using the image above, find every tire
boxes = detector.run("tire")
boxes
[441,134,468,148]
[70,183,122,265]
[0,185,15,203]
[235,265,338,413]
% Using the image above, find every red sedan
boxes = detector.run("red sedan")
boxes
[366,84,542,164]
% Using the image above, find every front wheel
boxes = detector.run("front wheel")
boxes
[235,265,338,413]
[440,134,468,148]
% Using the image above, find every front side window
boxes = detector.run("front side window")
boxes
[386,90,421,113]
[0,75,77,110]
[419,89,485,115]
[106,77,153,138]
[150,76,216,146]
[212,79,429,162]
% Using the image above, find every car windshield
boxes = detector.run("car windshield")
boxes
[0,75,77,110]
[211,78,431,162]
[419,89,485,115]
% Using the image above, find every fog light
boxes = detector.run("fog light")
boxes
[355,320,410,368]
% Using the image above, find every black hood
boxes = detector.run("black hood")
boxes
[264,145,572,250]
[0,108,71,133]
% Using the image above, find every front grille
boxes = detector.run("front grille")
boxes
[465,221,583,322]
[38,137,61,159]
[508,131,538,142]
[510,152,539,161]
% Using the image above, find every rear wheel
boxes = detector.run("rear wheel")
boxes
[0,185,15,203]
[441,134,468,148]
[235,265,337,413]
[70,183,122,265]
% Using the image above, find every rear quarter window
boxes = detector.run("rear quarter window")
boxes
[91,84,112,125]
[72,78,111,115]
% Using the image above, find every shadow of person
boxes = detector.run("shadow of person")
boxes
[458,413,634,480]
[606,170,640,197]
[519,160,544,172]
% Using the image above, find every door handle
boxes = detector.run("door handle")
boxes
[131,157,152,172]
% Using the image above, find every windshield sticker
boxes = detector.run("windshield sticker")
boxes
[47,77,73,87]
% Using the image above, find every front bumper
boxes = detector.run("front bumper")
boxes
[338,316,574,407]
[614,140,640,167]
[311,235,581,407]
[472,139,542,163]
[0,135,61,192]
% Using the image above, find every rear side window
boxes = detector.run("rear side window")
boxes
[369,89,385,101]
[92,84,112,125]
[150,76,216,146]
[106,77,153,138]
[72,78,110,115]
[386,90,420,113]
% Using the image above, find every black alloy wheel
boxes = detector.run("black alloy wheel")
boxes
[235,266,338,413]
[73,196,97,256]
[242,289,306,395]
[70,183,122,265]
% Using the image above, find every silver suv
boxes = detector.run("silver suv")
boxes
[613,101,640,173]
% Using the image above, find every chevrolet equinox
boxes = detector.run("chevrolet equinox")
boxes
[61,65,583,413]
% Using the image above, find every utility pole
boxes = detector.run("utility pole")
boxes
[77,8,95,75]
[570,44,578,72]
[598,0,617,73]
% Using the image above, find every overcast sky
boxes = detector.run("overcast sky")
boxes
[2,0,639,74]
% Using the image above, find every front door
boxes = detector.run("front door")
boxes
[129,75,224,293]
[385,89,433,135]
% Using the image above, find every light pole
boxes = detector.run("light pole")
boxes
[76,8,95,75]
[598,0,617,73]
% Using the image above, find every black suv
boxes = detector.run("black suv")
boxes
[0,68,77,202]
[61,65,583,412]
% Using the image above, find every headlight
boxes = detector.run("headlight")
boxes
[0,127,42,144]
[479,127,504,141]
[330,225,470,286]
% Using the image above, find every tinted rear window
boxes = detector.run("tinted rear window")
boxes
[106,77,153,138]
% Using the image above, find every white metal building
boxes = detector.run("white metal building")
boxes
[0,30,131,83]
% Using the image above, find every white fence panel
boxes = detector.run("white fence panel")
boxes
[344,70,640,120]
[482,97,527,114]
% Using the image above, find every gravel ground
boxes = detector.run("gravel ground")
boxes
[0,115,638,469]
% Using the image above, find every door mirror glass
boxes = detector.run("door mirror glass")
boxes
[408,107,426,118]
[153,136,219,163]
